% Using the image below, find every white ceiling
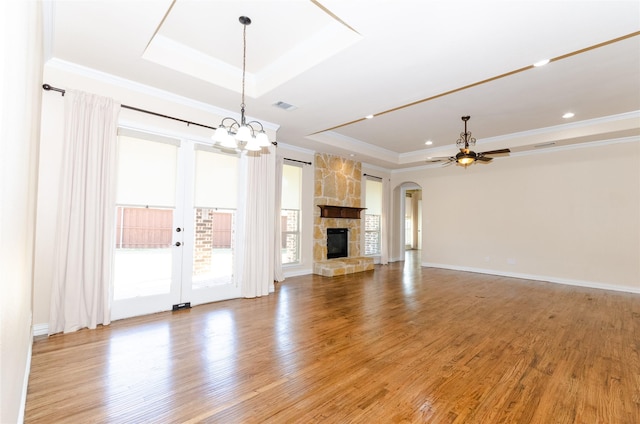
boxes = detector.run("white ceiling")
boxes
[46,0,640,169]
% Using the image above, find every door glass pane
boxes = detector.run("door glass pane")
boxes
[194,148,237,209]
[192,208,235,288]
[113,134,178,300]
[192,148,238,287]
[116,135,178,207]
[113,206,173,299]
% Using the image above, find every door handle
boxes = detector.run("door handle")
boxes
[176,227,182,232]
[175,242,182,247]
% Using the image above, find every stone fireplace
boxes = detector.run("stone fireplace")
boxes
[313,153,374,277]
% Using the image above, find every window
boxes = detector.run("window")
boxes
[281,163,302,264]
[365,178,382,255]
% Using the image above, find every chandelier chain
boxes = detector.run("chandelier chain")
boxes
[241,22,247,113]
[211,16,270,152]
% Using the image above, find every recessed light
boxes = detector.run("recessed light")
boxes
[562,112,575,119]
[365,114,374,119]
[425,140,433,146]
[533,59,550,67]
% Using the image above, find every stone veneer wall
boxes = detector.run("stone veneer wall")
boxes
[314,153,362,262]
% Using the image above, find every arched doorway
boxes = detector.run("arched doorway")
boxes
[395,182,422,262]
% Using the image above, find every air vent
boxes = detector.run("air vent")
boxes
[273,101,297,111]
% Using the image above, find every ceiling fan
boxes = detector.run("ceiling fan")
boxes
[429,116,510,167]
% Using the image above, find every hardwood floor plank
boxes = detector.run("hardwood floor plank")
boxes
[26,253,640,423]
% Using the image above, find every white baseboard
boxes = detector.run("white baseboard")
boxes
[283,268,312,278]
[33,323,49,337]
[423,262,640,294]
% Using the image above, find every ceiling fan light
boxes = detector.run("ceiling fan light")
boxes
[456,149,476,166]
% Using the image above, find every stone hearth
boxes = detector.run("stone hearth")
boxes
[313,256,374,277]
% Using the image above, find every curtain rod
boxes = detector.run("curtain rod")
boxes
[363,173,382,180]
[42,83,277,146]
[284,157,312,165]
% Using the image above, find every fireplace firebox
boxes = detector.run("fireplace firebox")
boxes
[327,228,348,259]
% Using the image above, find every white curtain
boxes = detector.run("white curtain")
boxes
[273,157,285,282]
[49,90,120,334]
[380,177,390,265]
[237,145,277,297]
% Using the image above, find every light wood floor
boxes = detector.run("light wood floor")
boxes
[26,252,640,423]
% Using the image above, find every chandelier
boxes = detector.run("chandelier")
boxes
[212,16,270,151]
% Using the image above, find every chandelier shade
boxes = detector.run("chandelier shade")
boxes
[212,16,271,152]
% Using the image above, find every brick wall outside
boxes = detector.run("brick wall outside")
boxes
[193,209,233,275]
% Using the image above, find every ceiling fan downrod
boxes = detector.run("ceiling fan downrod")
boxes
[457,115,476,150]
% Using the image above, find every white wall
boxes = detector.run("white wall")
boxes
[391,139,640,292]
[0,1,43,422]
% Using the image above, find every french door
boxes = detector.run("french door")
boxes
[111,130,240,320]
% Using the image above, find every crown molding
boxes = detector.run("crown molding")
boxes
[305,130,400,162]
[276,141,316,155]
[509,135,639,158]
[44,57,280,131]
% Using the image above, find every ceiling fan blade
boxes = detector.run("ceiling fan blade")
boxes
[425,156,453,163]
[477,156,493,162]
[480,148,510,155]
